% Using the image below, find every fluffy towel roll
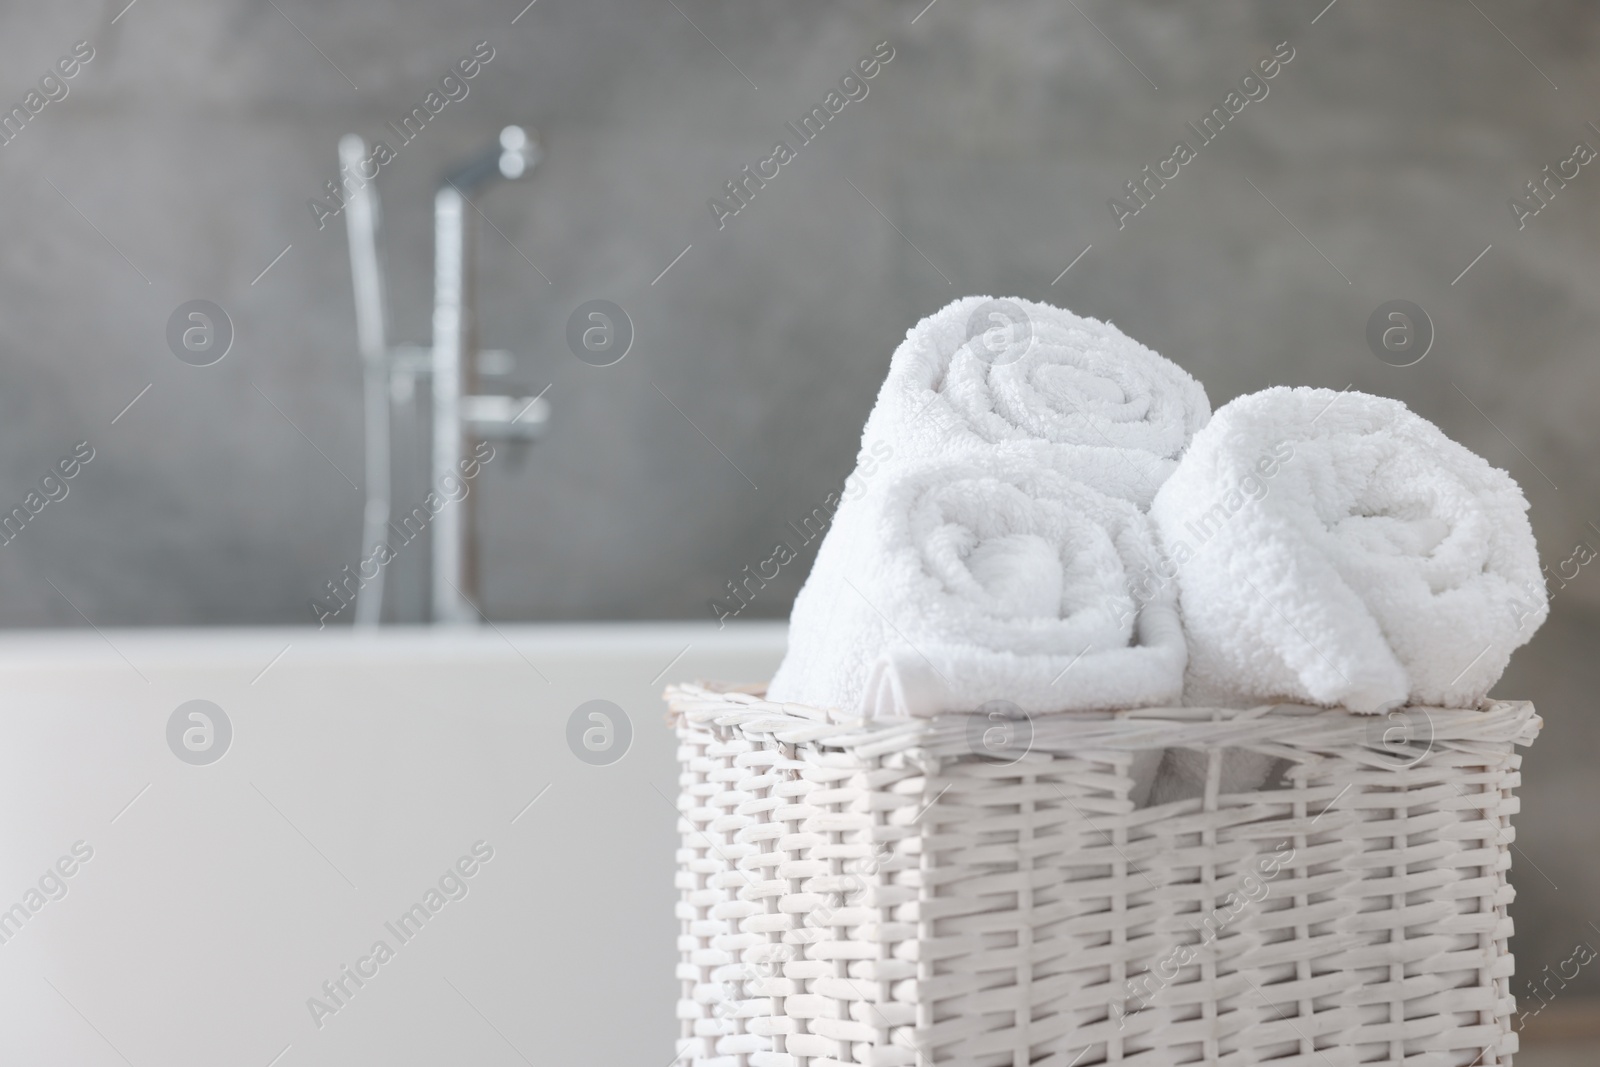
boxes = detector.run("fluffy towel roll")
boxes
[1148,386,1547,713]
[861,295,1210,506]
[769,296,1205,729]
[766,457,1187,718]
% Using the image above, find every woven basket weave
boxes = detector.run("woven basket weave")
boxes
[668,683,1540,1067]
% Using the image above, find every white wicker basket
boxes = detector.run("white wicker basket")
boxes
[668,683,1540,1067]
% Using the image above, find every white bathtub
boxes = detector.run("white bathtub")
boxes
[0,622,786,1066]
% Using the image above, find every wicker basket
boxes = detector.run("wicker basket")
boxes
[668,683,1540,1067]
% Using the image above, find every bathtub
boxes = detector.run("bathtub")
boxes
[0,621,786,1066]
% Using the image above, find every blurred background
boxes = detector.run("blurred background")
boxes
[1,0,1597,1063]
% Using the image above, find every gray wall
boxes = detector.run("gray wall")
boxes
[5,0,1599,629]
[2,0,1599,1001]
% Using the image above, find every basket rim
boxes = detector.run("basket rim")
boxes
[664,681,1539,757]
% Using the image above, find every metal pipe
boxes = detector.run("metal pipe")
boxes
[430,185,474,624]
[340,134,391,629]
[429,126,542,624]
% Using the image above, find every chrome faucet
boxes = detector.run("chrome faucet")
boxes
[340,126,550,626]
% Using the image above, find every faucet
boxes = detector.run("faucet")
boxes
[340,125,550,626]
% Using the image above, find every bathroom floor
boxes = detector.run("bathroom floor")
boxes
[1513,1000,1600,1066]
[1516,1044,1599,1066]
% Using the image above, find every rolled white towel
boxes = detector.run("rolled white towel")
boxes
[769,297,1206,735]
[767,457,1187,719]
[861,295,1210,506]
[1147,386,1548,714]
